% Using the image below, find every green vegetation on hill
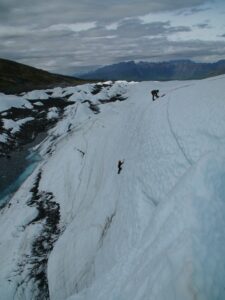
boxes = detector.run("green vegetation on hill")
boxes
[0,58,88,94]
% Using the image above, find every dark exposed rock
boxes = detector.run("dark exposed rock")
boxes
[91,83,113,95]
[99,94,127,104]
[0,98,75,158]
[82,100,100,114]
[14,171,61,299]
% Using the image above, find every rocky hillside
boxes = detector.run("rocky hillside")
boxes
[0,58,87,94]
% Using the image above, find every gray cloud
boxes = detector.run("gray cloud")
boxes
[76,19,191,41]
[0,0,224,73]
[108,19,191,38]
[0,0,209,23]
[114,39,225,63]
[194,22,212,29]
[175,5,211,16]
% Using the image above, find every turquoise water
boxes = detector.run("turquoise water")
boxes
[0,133,46,207]
[0,152,41,205]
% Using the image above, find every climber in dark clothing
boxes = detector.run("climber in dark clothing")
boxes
[151,89,159,101]
[117,160,124,174]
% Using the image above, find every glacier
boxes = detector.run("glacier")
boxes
[0,76,225,299]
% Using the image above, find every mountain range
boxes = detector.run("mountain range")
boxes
[77,59,225,81]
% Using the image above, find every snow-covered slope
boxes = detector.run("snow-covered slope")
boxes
[1,76,225,300]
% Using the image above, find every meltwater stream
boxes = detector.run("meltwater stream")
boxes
[0,133,46,206]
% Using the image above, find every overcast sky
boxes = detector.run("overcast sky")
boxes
[1,0,225,74]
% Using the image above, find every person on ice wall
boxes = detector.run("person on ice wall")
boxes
[117,160,124,174]
[151,89,159,101]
